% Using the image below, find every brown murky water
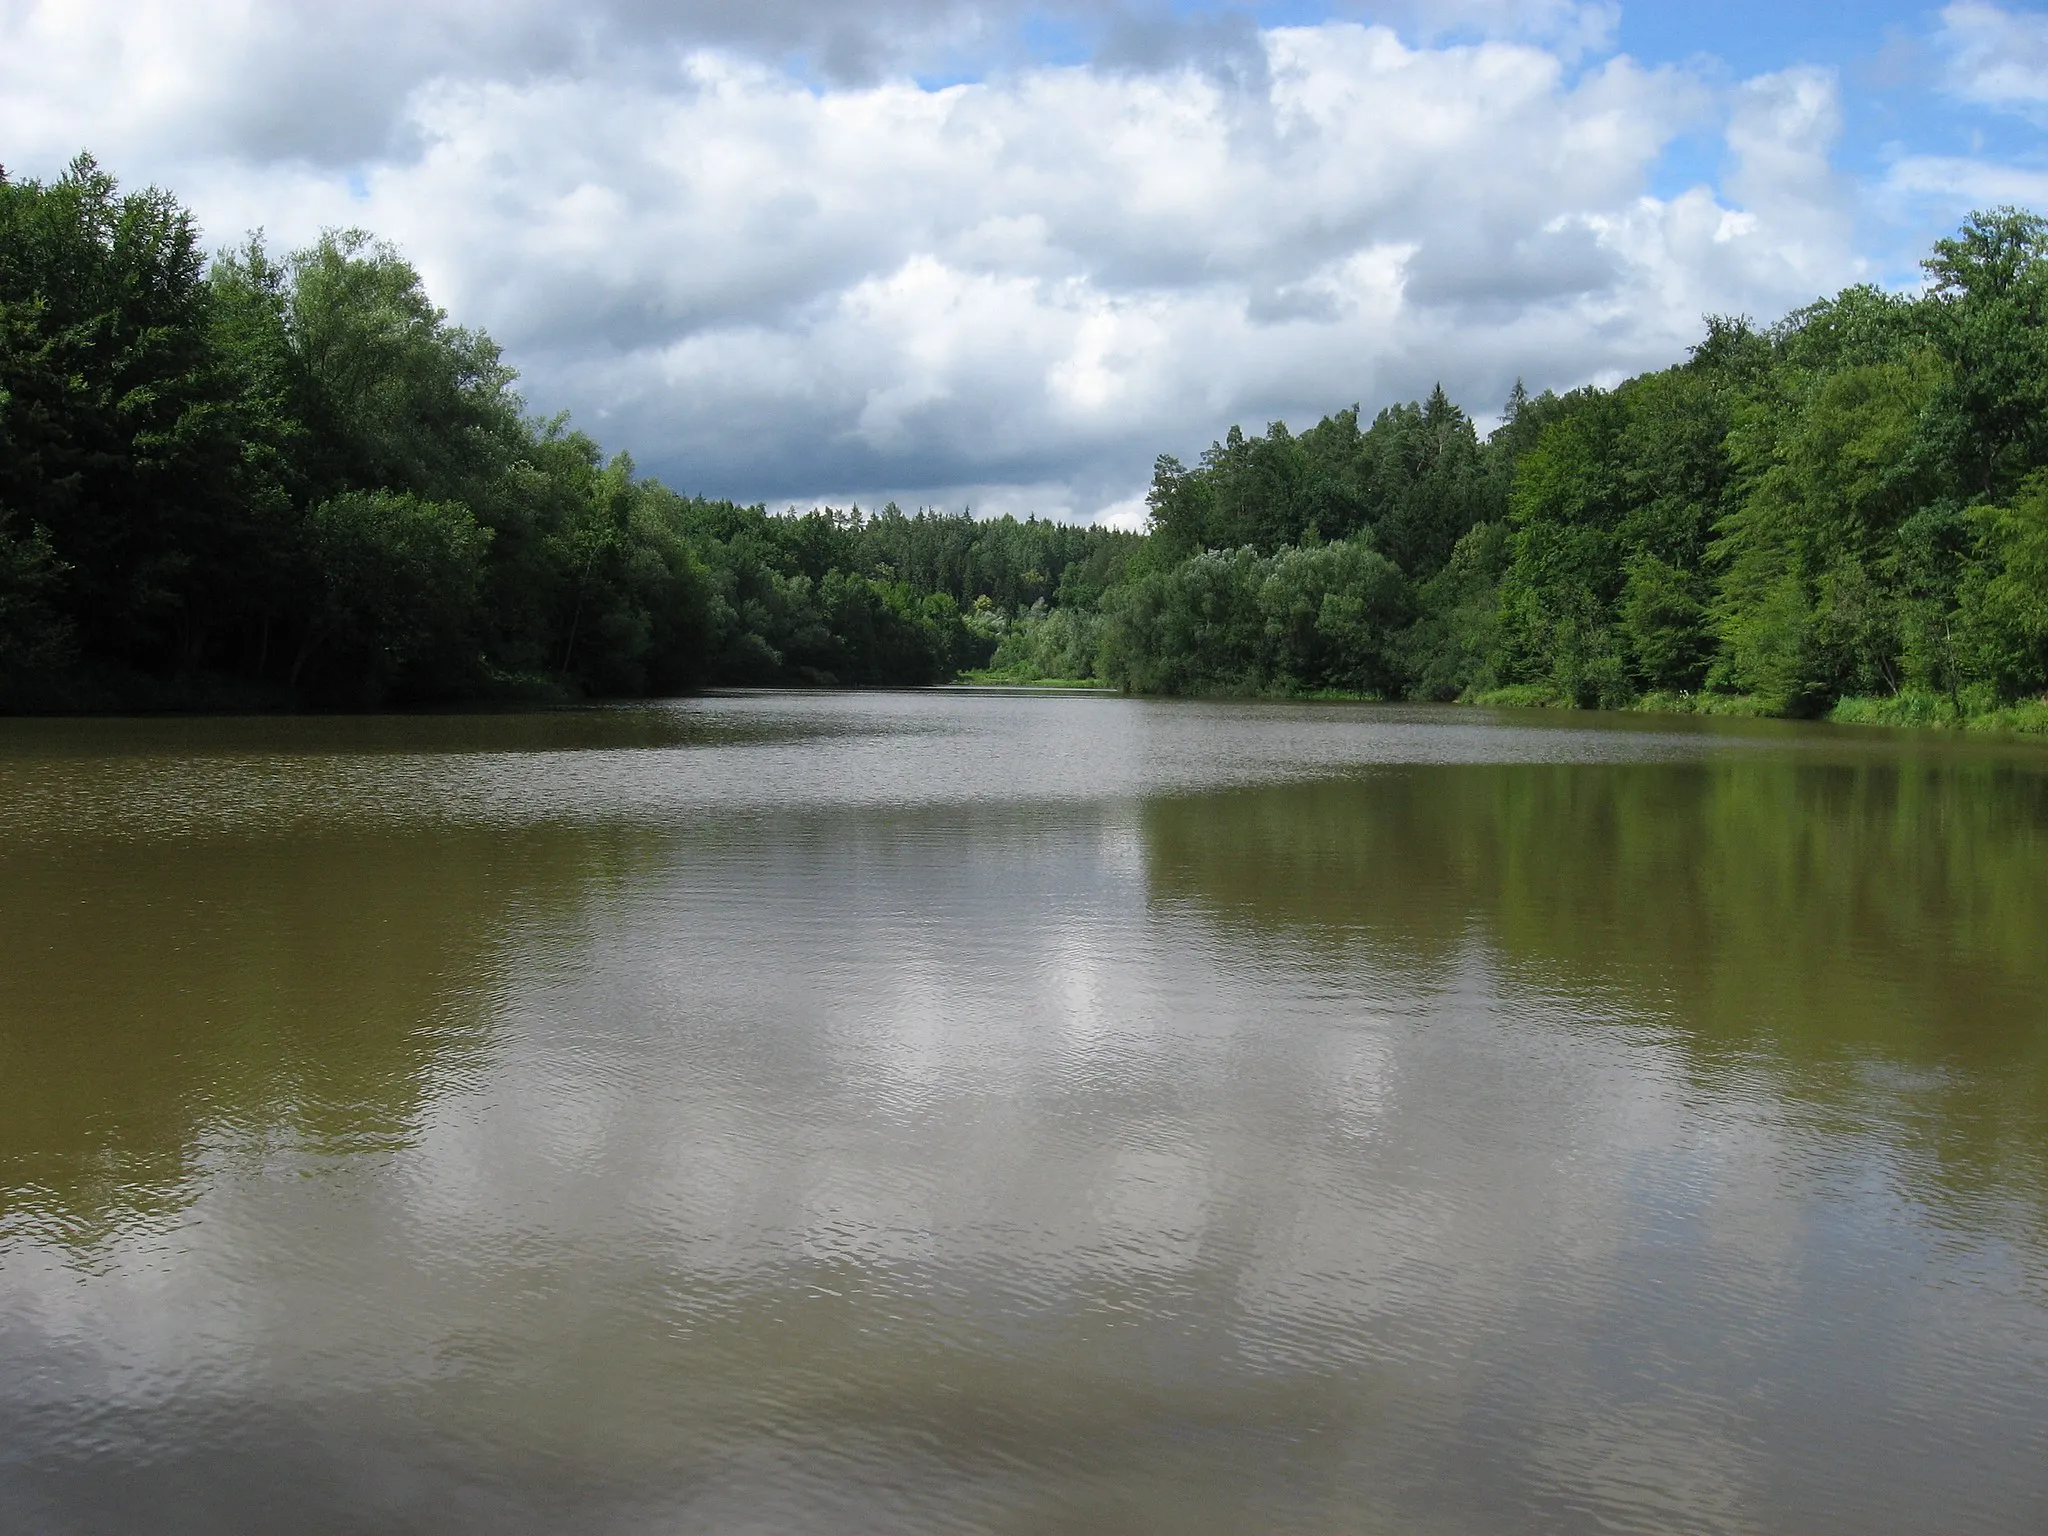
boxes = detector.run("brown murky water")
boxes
[2,692,2045,1533]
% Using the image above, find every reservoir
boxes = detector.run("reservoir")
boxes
[2,692,2045,1533]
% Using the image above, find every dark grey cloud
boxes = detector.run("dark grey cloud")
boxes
[1401,221,1620,310]
[207,0,1186,164]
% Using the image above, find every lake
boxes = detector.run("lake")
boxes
[2,691,2045,1534]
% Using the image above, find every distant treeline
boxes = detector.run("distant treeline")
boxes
[5,153,2047,729]
[0,155,1135,709]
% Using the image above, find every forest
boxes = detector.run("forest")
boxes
[0,155,1132,709]
[4,153,2047,730]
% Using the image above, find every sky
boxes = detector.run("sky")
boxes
[3,1,2046,525]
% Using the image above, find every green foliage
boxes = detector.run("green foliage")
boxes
[0,157,1139,710]
[1956,471,2048,699]
[1111,207,2048,731]
[1920,207,2048,497]
[1827,687,2048,734]
[1098,535,1411,695]
[0,513,74,707]
[0,154,276,678]
[1145,385,1505,576]
[986,601,1104,682]
[1711,350,1945,710]
[291,491,491,704]
[1403,520,1508,701]
[676,501,1116,687]
[8,156,2048,731]
[1494,365,1731,707]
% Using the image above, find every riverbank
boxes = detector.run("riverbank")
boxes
[1641,688,2048,736]
[9,673,2046,740]
[956,670,1113,690]
[1482,684,2048,736]
[955,675,2048,738]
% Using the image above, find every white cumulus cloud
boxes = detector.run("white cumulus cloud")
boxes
[1938,1,2048,120]
[0,3,1868,520]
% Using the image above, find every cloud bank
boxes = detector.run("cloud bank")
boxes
[1938,0,2048,120]
[0,2,1896,519]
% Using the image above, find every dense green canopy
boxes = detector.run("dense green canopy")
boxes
[4,155,2046,729]
[0,155,1131,710]
[1043,209,2048,732]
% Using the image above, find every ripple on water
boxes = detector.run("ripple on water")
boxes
[1,692,2046,1534]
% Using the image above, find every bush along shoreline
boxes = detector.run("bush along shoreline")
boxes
[5,154,2047,735]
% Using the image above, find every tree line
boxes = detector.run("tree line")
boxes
[5,153,2047,730]
[999,209,2048,732]
[0,155,1133,710]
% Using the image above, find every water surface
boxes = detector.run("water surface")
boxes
[3,692,2045,1533]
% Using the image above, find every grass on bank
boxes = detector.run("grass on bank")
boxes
[1469,682,2048,735]
[962,672,2048,735]
[957,669,1112,690]
[1826,689,2048,735]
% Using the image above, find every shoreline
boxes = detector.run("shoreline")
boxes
[952,678,2048,739]
[6,681,2047,741]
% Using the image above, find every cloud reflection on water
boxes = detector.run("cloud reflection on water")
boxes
[1,696,2045,1532]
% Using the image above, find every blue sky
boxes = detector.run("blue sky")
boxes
[3,0,2044,520]
[983,1,2048,281]
[1616,0,2046,273]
